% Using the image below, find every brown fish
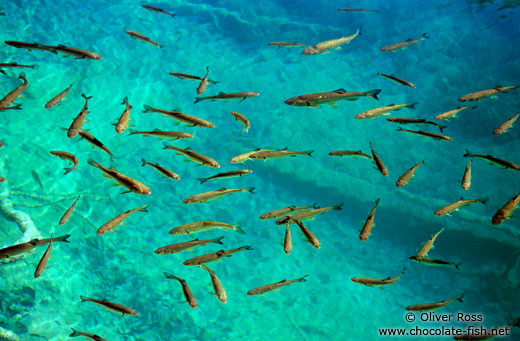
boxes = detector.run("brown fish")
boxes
[434,105,477,120]
[416,228,444,259]
[463,149,520,171]
[130,129,194,140]
[169,72,219,84]
[377,72,416,88]
[370,142,388,176]
[462,160,471,191]
[268,42,309,47]
[196,67,209,95]
[163,273,197,308]
[183,245,253,266]
[355,102,417,119]
[259,205,315,220]
[406,294,464,312]
[351,269,405,286]
[285,88,380,107]
[302,28,361,55]
[328,150,373,160]
[143,105,215,128]
[201,265,227,304]
[50,150,78,175]
[78,130,114,160]
[248,149,313,160]
[34,236,52,278]
[163,143,220,168]
[247,275,308,295]
[284,223,292,254]
[96,205,148,235]
[87,159,151,195]
[59,196,80,225]
[169,221,240,235]
[197,169,253,184]
[0,234,70,259]
[229,149,271,163]
[4,40,53,52]
[380,33,429,52]
[397,128,453,141]
[45,83,73,108]
[231,111,250,133]
[67,94,92,138]
[182,187,254,204]
[359,198,380,241]
[494,113,519,135]
[409,256,460,270]
[69,328,107,341]
[275,203,343,225]
[115,96,132,134]
[337,8,379,13]
[293,219,320,249]
[492,192,520,225]
[396,160,424,187]
[141,159,180,180]
[51,45,102,59]
[434,198,487,216]
[79,296,137,316]
[0,72,28,110]
[194,91,259,104]
[154,236,224,254]
[141,4,176,17]
[124,30,162,48]
[386,117,446,132]
[459,85,518,102]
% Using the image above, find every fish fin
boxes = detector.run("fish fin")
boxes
[79,295,89,303]
[120,191,131,194]
[196,177,207,184]
[422,33,430,39]
[193,97,203,104]
[366,89,381,100]
[409,102,419,109]
[69,328,81,337]
[406,38,413,42]
[329,103,338,108]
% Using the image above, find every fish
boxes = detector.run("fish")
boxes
[268,42,309,47]
[169,221,240,235]
[69,328,107,341]
[129,129,194,140]
[433,105,477,120]
[416,228,444,259]
[492,192,520,225]
[196,67,209,95]
[248,149,313,160]
[183,245,253,266]
[67,94,92,138]
[351,269,405,286]
[293,219,320,249]
[79,296,137,316]
[155,236,224,254]
[141,159,180,180]
[231,111,250,133]
[380,33,429,52]
[302,27,361,55]
[406,294,464,312]
[50,150,78,175]
[463,149,520,171]
[0,72,28,110]
[169,72,219,84]
[459,85,518,102]
[31,170,43,189]
[337,8,379,12]
[462,160,471,191]
[434,198,487,216]
[143,105,215,128]
[125,30,162,48]
[396,127,453,141]
[247,275,308,295]
[453,317,520,340]
[0,234,70,259]
[0,62,36,71]
[396,160,425,187]
[194,91,259,104]
[328,150,373,160]
[377,72,416,88]
[59,196,80,225]
[201,265,227,304]
[78,130,114,160]
[494,113,519,135]
[163,273,197,308]
[163,143,220,168]
[284,88,381,108]
[275,203,343,225]
[87,159,151,195]
[96,205,148,235]
[283,223,292,254]
[386,117,446,132]
[45,83,73,108]
[370,142,388,176]
[229,149,274,163]
[141,4,176,17]
[34,236,52,278]
[4,40,54,52]
[360,198,380,241]
[51,44,102,59]
[182,187,255,204]
[355,102,417,119]
[409,256,460,270]
[197,169,253,184]
[259,205,314,220]
[115,96,132,134]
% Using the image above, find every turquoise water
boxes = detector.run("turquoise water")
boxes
[0,0,519,340]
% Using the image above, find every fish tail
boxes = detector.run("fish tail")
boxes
[129,129,137,135]
[312,202,319,209]
[463,149,473,158]
[162,142,173,149]
[245,187,255,193]
[196,177,208,184]
[0,69,5,75]
[333,202,344,210]
[10,103,22,110]
[163,272,178,280]
[81,93,93,100]
[234,222,245,234]
[357,26,362,36]
[480,197,489,205]
[438,124,447,133]
[374,198,381,205]
[63,167,74,175]
[87,158,100,168]
[213,236,225,245]
[470,105,478,109]
[242,245,254,251]
[457,293,464,303]
[142,104,154,112]
[396,127,404,132]
[511,317,520,328]
[455,263,462,270]
[69,328,81,337]
[121,96,128,105]
[18,72,26,80]
[408,102,419,109]
[193,97,204,104]
[366,89,381,100]
[79,295,89,303]
[305,150,314,157]
[141,158,147,167]
[55,234,71,243]
[298,275,309,282]
[138,204,149,212]
[423,33,430,39]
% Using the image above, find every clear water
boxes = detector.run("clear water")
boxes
[0,0,519,340]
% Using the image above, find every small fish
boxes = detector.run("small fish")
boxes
[0,62,36,70]
[143,105,215,128]
[79,296,137,316]
[260,205,314,220]
[433,105,477,120]
[163,273,197,308]
[360,198,380,241]
[386,117,446,132]
[434,198,487,216]
[355,102,417,119]
[247,275,308,295]
[163,143,220,168]
[141,4,176,17]
[4,40,53,52]
[377,72,416,88]
[124,30,162,48]
[416,228,444,259]
[459,85,518,102]
[50,150,78,175]
[268,42,309,47]
[370,142,388,176]
[78,130,114,160]
[69,328,107,341]
[115,97,132,134]
[129,129,194,140]
[492,192,520,225]
[97,205,148,235]
[51,44,102,59]
[169,221,239,235]
[201,265,227,304]
[302,27,361,55]
[285,88,380,108]
[34,236,52,278]
[141,159,180,180]
[275,203,343,225]
[328,150,373,160]
[67,94,92,138]
[0,234,70,259]
[197,169,253,184]
[45,83,73,109]
[230,149,271,163]
[293,219,320,249]
[183,187,255,204]
[231,111,250,133]
[284,223,292,254]
[155,236,224,254]
[351,269,405,286]
[380,33,429,52]
[337,8,379,13]
[0,72,28,110]
[406,294,464,312]
[396,160,424,187]
[409,256,460,270]
[248,149,313,160]
[31,170,43,189]
[463,149,520,171]
[494,113,519,135]
[454,317,520,340]
[183,245,253,266]
[169,72,219,84]
[397,127,453,141]
[87,159,151,195]
[461,160,471,191]
[196,67,209,95]
[194,91,259,104]
[59,196,80,225]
